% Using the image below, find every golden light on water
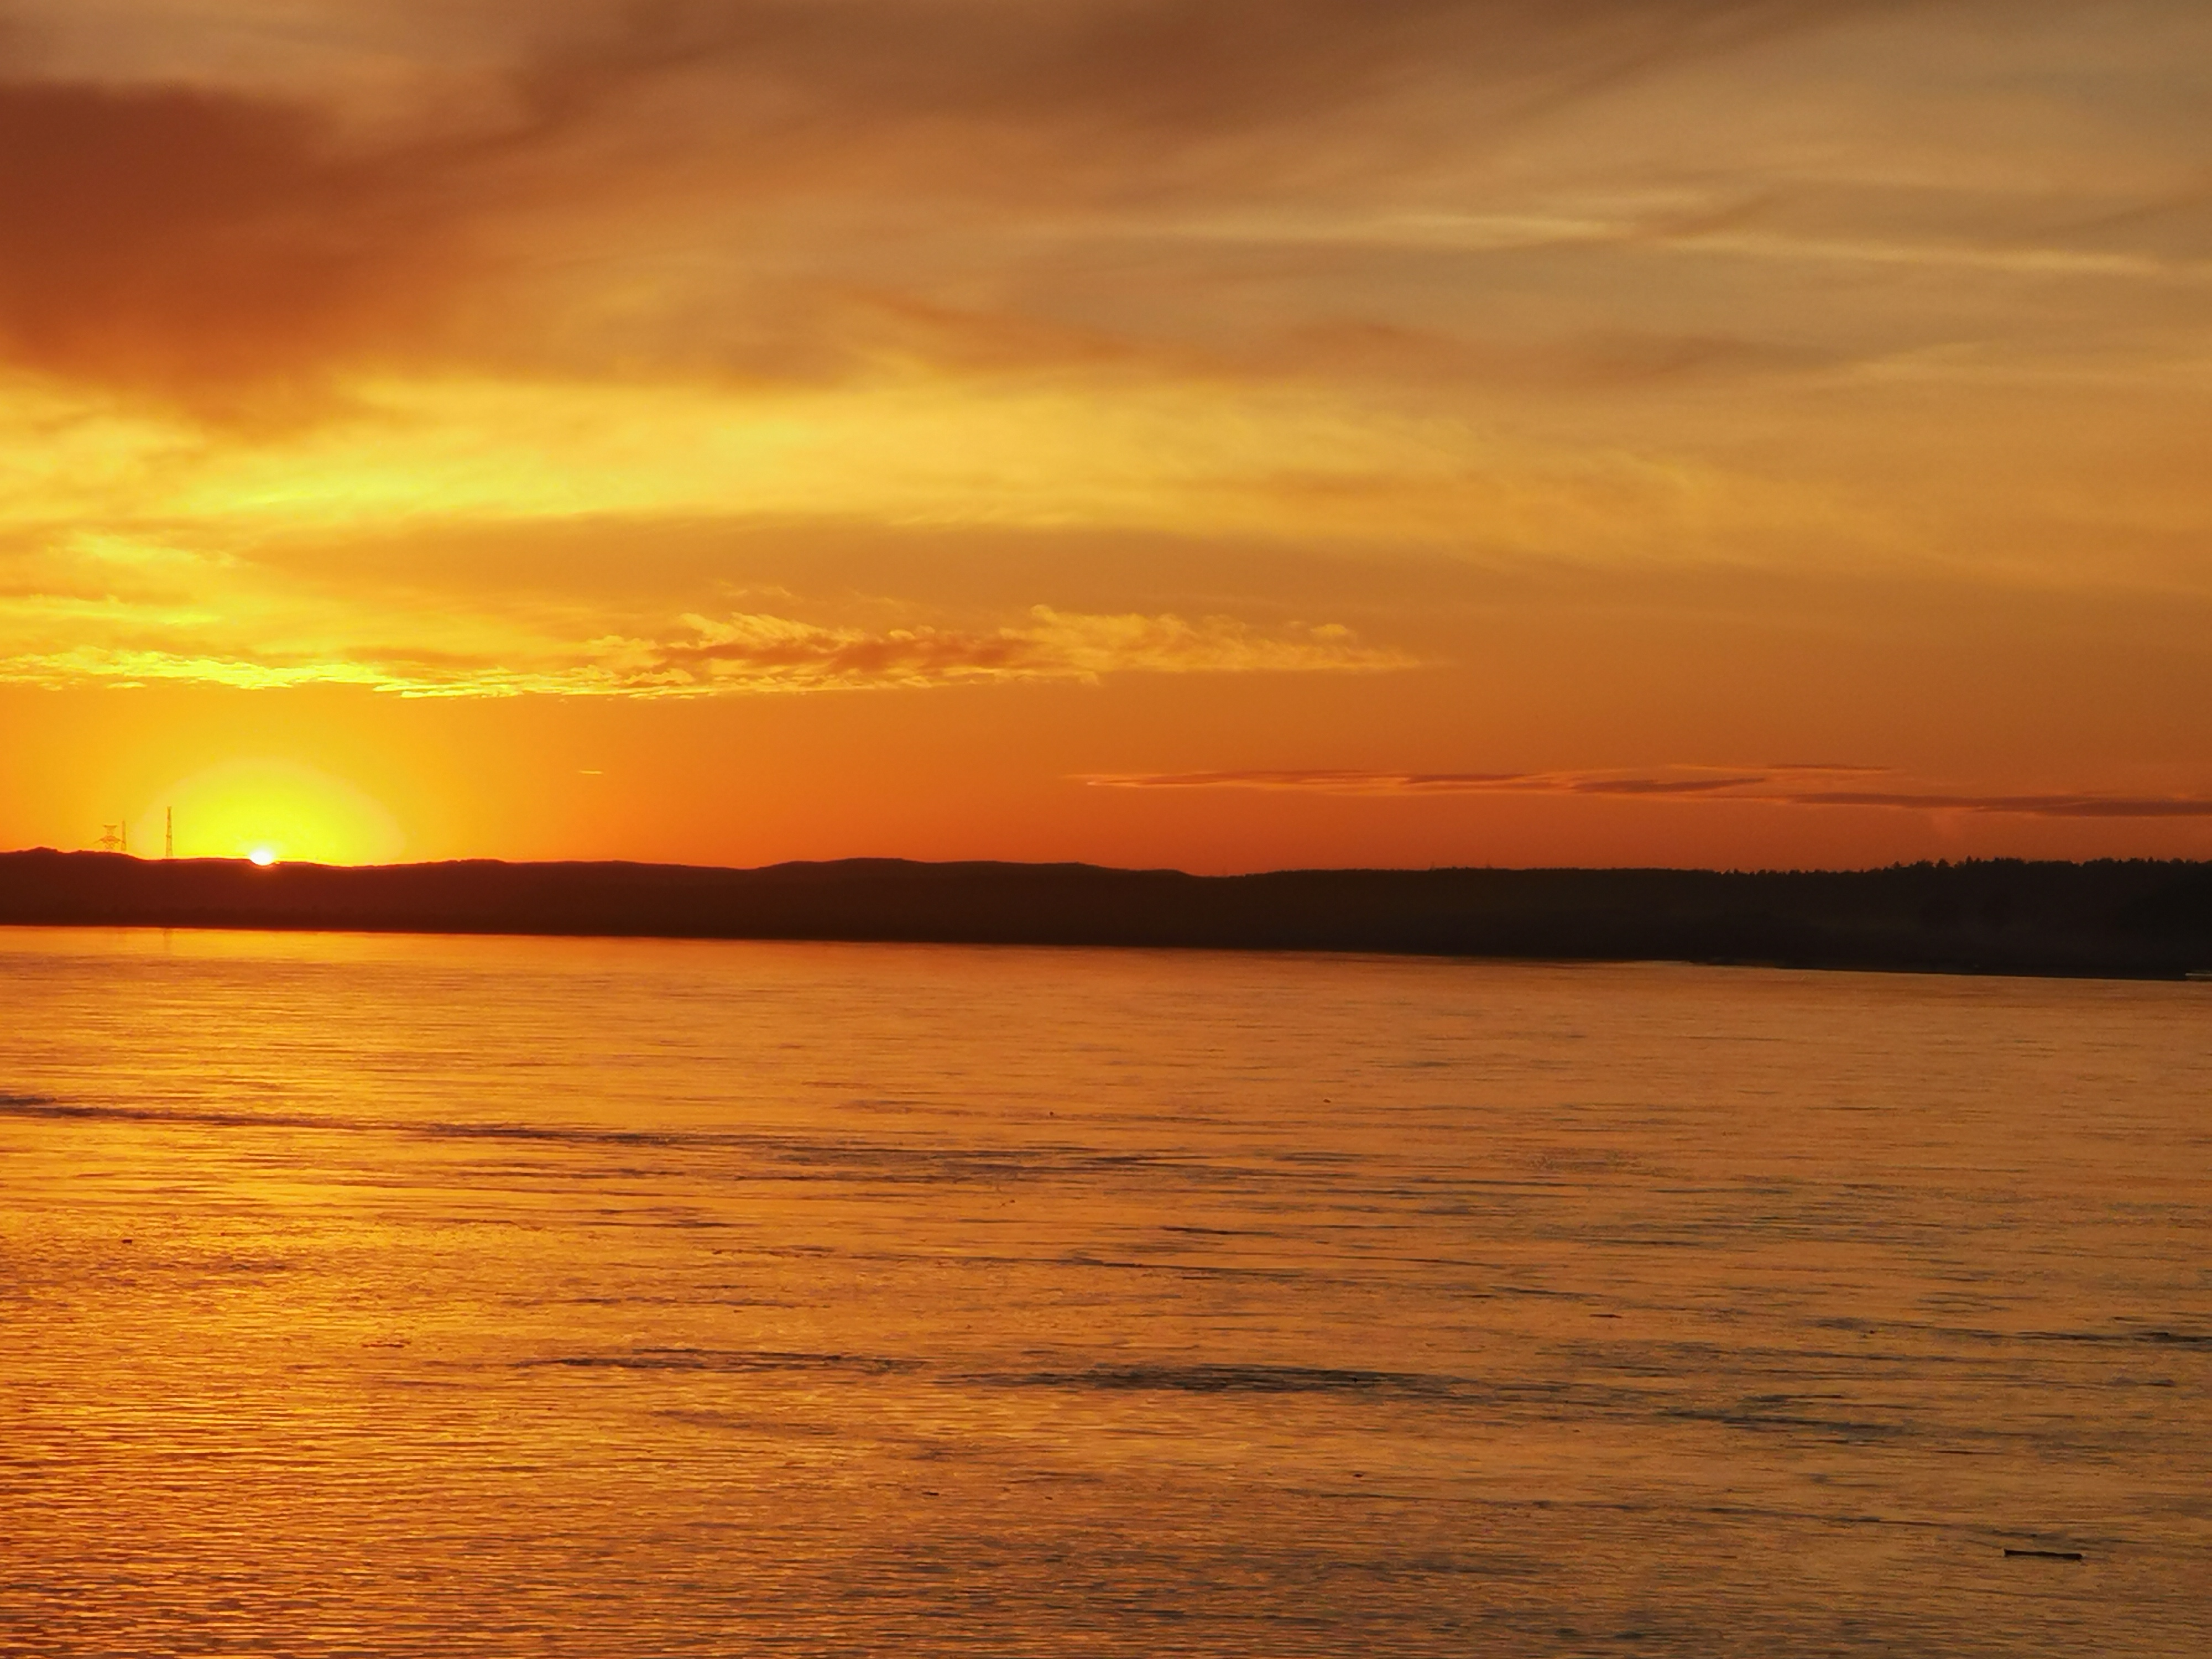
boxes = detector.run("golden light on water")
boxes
[144,760,406,867]
[3,933,2205,1652]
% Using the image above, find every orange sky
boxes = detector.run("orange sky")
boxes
[3,0,2210,870]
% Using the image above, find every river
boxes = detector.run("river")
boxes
[1,926,2204,1655]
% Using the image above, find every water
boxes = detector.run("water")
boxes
[0,926,2205,1657]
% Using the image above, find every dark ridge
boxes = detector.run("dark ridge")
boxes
[2,849,2210,980]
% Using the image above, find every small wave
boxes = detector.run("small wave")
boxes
[1661,1406,1910,1441]
[0,1098,325,1130]
[513,1351,1469,1400]
[518,1348,924,1377]
[980,1363,1464,1399]
[2018,1327,2212,1349]
[1811,1314,2212,1350]
[0,1096,1276,1195]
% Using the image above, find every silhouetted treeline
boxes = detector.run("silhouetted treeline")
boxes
[3,850,2210,979]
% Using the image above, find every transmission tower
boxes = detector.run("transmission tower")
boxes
[166,807,174,860]
[96,822,124,853]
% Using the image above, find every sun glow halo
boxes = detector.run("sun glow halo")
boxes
[146,760,407,867]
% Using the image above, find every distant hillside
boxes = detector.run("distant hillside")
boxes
[2,850,2210,979]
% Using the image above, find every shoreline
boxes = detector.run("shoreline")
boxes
[3,849,2208,982]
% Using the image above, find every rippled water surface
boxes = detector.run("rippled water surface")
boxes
[1,926,2206,1656]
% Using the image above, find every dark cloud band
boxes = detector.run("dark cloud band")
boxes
[1081,768,2212,819]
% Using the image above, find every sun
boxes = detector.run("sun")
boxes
[142,759,407,867]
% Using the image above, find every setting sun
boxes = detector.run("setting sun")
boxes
[143,759,408,868]
[0,7,2206,1656]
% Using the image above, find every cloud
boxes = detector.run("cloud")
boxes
[1082,763,1869,797]
[638,605,1411,690]
[0,1,1900,402]
[1773,789,2212,820]
[1263,317,1840,391]
[513,1,1869,156]
[1081,765,2212,819]
[0,603,1412,696]
[0,76,473,410]
[4,4,2210,585]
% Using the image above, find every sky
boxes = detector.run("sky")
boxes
[2,0,2210,870]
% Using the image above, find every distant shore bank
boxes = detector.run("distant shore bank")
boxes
[2,849,2209,981]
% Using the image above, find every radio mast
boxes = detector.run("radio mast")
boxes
[166,807,174,860]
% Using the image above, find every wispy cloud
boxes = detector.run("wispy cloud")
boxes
[0,605,1412,697]
[635,606,1411,690]
[1081,765,2212,819]
[0,0,2026,407]
[1082,764,1875,796]
[6,0,2212,879]
[0,75,476,413]
[1766,789,2212,820]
